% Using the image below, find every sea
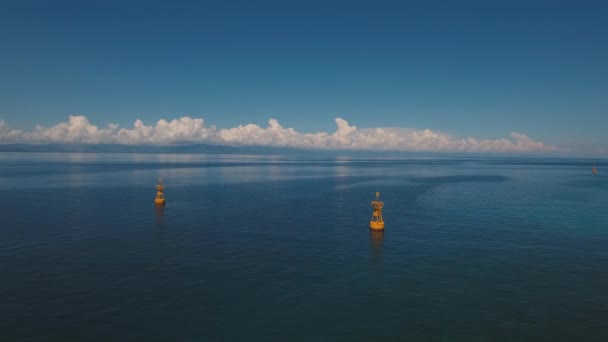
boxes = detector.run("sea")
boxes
[0,152,607,341]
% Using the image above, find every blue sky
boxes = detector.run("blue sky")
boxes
[1,1,607,153]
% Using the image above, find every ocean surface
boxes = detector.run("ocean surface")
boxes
[1,153,607,341]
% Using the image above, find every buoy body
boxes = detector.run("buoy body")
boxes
[592,166,597,175]
[155,180,166,205]
[370,192,384,230]
[370,220,385,230]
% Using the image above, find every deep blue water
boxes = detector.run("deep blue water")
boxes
[1,153,607,341]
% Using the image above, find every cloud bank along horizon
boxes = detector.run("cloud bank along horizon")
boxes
[0,115,561,153]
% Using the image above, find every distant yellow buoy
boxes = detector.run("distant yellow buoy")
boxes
[155,178,166,205]
[370,192,384,230]
[592,165,597,175]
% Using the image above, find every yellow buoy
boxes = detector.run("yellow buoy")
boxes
[592,165,597,175]
[370,191,384,230]
[155,178,166,205]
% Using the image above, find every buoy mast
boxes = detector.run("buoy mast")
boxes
[370,192,385,230]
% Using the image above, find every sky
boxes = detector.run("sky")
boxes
[1,0,607,154]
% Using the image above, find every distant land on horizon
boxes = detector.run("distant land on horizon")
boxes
[0,143,600,160]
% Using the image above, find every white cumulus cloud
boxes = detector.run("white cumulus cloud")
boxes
[0,115,562,153]
[0,120,23,142]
